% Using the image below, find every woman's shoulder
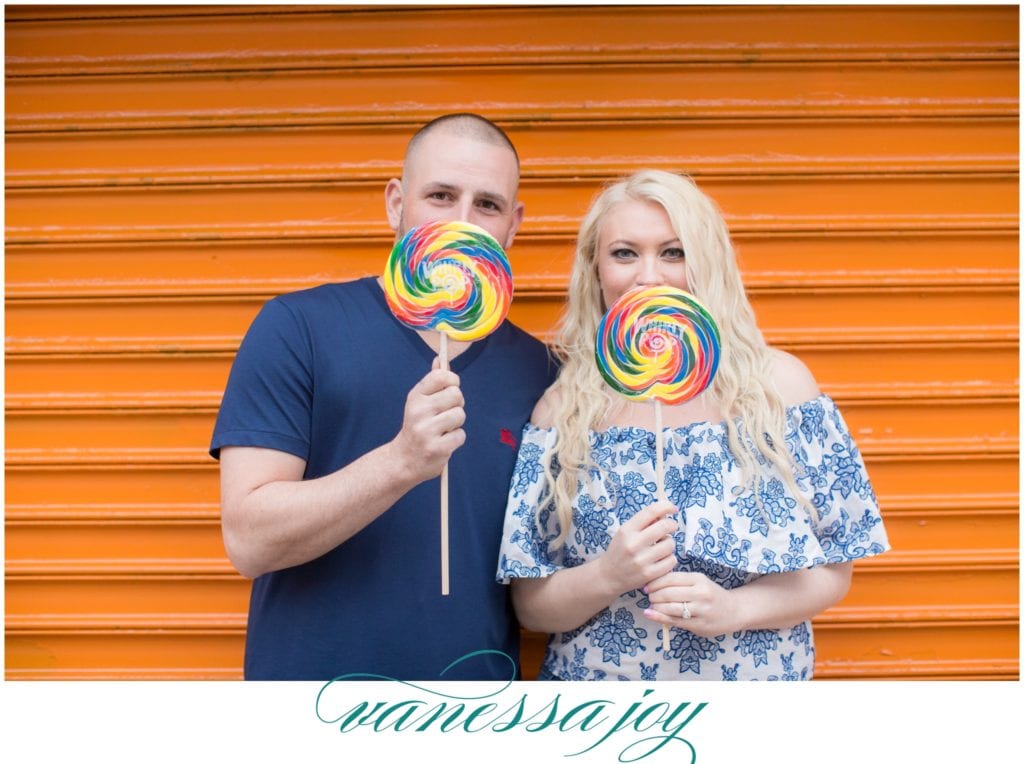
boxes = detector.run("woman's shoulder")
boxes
[768,348,822,407]
[529,385,561,429]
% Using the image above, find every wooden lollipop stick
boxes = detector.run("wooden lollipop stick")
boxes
[654,399,671,653]
[654,399,666,503]
[440,332,450,596]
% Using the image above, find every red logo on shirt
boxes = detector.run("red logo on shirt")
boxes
[499,428,518,448]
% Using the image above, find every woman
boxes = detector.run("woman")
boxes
[496,170,889,681]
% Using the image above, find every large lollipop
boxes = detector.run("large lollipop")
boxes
[383,220,513,595]
[595,284,721,648]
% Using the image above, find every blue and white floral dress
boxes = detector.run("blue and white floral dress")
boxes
[496,394,890,681]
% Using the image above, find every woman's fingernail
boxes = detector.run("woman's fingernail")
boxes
[642,586,648,594]
[643,608,656,618]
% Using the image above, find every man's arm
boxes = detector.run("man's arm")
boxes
[219,367,464,578]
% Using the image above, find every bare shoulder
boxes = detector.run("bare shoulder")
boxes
[769,349,822,406]
[530,385,561,429]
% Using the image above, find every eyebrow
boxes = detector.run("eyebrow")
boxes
[423,182,509,208]
[607,238,683,248]
[476,190,510,208]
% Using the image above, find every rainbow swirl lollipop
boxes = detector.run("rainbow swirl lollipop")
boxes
[596,285,721,405]
[383,220,512,342]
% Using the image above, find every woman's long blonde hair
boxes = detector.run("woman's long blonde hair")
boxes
[543,170,805,546]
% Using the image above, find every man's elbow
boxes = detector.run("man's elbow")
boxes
[220,509,268,580]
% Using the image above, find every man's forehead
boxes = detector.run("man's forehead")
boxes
[404,147,518,194]
[407,129,517,168]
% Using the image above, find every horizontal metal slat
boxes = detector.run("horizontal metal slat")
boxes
[5,503,220,521]
[11,444,1016,469]
[5,384,1018,412]
[6,118,1019,188]
[5,279,1018,327]
[879,511,1019,556]
[6,558,237,575]
[818,604,1019,625]
[4,464,220,508]
[7,605,1015,633]
[11,660,1014,680]
[6,613,247,631]
[5,575,248,619]
[5,290,1018,363]
[5,520,227,563]
[839,396,1019,442]
[812,658,1018,680]
[6,561,1014,619]
[6,619,1015,677]
[856,453,1018,498]
[8,561,1011,614]
[6,631,245,671]
[6,175,1018,245]
[5,231,1019,300]
[6,61,1018,133]
[6,491,1016,519]
[5,448,210,467]
[5,546,1017,578]
[812,620,1019,665]
[793,341,1019,395]
[4,341,1017,398]
[853,548,1019,570]
[4,4,337,21]
[3,398,1016,457]
[5,6,1017,77]
[5,667,244,680]
[4,354,235,402]
[7,385,1016,436]
[4,508,1015,565]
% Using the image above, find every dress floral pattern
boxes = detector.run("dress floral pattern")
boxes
[496,394,890,681]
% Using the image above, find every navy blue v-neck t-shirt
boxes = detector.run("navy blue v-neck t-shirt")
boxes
[211,277,557,680]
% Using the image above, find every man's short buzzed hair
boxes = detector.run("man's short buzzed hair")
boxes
[405,112,520,171]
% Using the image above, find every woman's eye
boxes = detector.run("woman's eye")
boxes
[662,248,686,261]
[611,248,636,260]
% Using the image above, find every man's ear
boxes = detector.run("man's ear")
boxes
[384,178,403,232]
[503,200,525,250]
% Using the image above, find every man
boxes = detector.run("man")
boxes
[210,114,557,680]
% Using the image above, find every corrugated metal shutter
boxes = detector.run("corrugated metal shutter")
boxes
[5,4,1018,680]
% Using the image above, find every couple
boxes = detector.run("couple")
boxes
[210,113,889,682]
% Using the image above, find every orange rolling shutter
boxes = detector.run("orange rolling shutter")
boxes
[5,4,1018,680]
